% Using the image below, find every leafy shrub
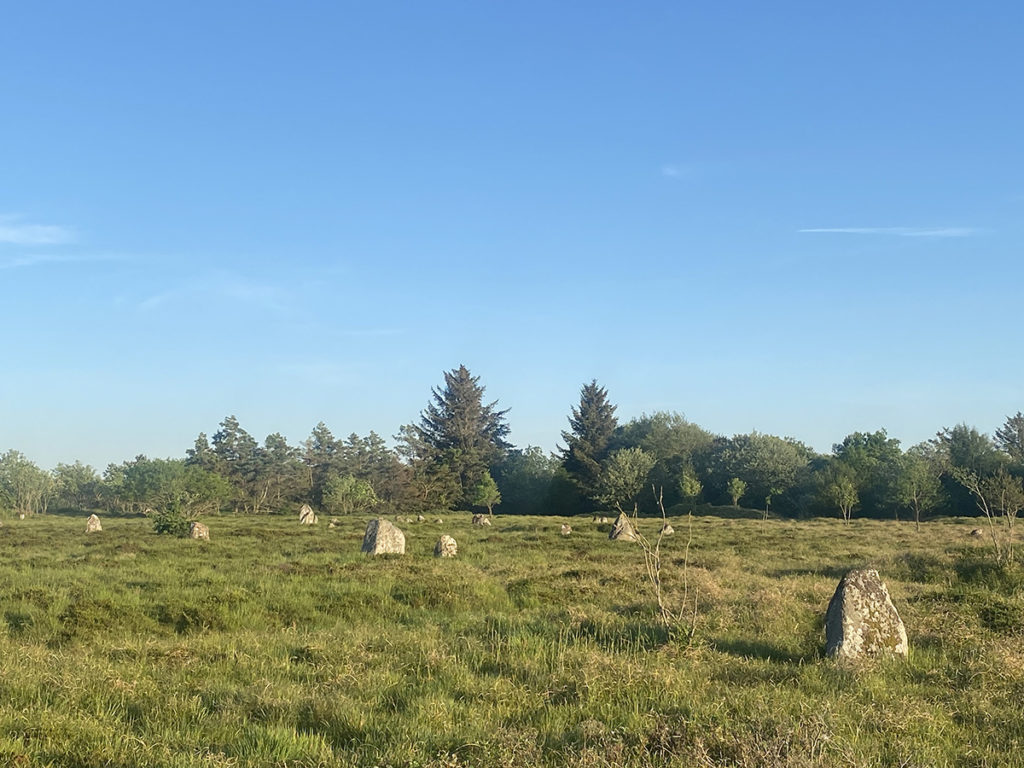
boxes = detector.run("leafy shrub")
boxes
[151,504,191,537]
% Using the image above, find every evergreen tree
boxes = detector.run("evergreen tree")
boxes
[400,365,510,508]
[996,412,1024,465]
[560,380,618,509]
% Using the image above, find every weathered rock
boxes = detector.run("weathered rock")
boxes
[825,568,908,661]
[417,515,426,522]
[434,518,443,524]
[85,514,102,533]
[434,534,458,558]
[299,504,318,525]
[660,523,675,536]
[189,522,210,540]
[472,514,492,526]
[561,524,572,536]
[609,512,637,542]
[970,528,983,537]
[362,518,405,555]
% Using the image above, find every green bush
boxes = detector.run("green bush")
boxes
[151,504,190,537]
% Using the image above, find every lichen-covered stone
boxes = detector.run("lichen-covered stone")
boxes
[362,518,405,555]
[189,522,210,540]
[472,514,491,526]
[85,514,102,533]
[434,535,458,558]
[560,524,572,536]
[609,512,637,542]
[825,568,908,661]
[298,504,318,525]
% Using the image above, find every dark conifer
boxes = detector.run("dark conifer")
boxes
[560,380,618,509]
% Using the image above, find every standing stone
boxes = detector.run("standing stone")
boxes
[362,518,405,555]
[609,512,637,542]
[472,514,492,526]
[825,568,908,661]
[299,504,318,525]
[561,524,572,536]
[189,522,210,540]
[85,514,102,533]
[660,523,675,536]
[434,534,458,558]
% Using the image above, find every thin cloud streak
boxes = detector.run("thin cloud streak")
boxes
[0,253,123,270]
[0,215,75,245]
[799,227,976,238]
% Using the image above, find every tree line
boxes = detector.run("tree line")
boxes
[2,365,1023,525]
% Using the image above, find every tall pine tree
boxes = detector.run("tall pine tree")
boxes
[560,380,618,510]
[401,365,510,508]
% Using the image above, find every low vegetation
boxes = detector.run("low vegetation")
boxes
[0,509,1021,767]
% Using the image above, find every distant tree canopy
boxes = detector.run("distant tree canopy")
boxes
[1,366,1022,524]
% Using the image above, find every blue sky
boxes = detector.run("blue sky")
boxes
[2,2,1022,469]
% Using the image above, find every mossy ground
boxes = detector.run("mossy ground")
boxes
[0,510,1021,767]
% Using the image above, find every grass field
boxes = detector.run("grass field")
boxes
[0,509,1021,767]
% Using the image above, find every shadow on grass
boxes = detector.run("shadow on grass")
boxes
[714,637,819,664]
[768,564,856,580]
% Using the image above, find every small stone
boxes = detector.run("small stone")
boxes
[85,514,102,533]
[660,523,675,536]
[189,522,210,540]
[434,534,458,558]
[472,514,492,526]
[434,518,443,524]
[825,568,908,661]
[970,528,983,537]
[299,504,318,525]
[361,518,405,555]
[609,512,637,542]
[560,524,572,536]
[328,519,337,529]
[18,513,25,520]
[417,515,426,522]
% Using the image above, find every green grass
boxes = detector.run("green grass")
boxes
[0,510,1021,767]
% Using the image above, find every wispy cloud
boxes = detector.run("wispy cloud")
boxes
[137,272,290,314]
[799,227,976,238]
[0,214,75,245]
[0,253,122,270]
[660,164,688,179]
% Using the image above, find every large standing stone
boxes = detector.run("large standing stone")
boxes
[825,568,908,661]
[189,522,210,540]
[362,518,405,555]
[472,514,492,527]
[434,535,458,558]
[609,512,637,542]
[299,504,318,525]
[85,514,102,533]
